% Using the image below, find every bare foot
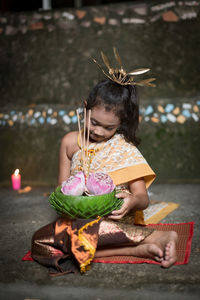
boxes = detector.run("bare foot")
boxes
[129,244,164,262]
[95,230,177,268]
[143,230,178,268]
[161,241,177,268]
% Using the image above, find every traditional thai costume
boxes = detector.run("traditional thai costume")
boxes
[31,134,156,276]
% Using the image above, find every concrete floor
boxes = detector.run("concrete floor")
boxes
[0,184,200,300]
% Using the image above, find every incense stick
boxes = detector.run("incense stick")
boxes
[76,109,84,169]
[86,109,91,174]
[83,108,87,173]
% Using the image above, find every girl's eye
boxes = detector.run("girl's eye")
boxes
[105,127,114,131]
[91,120,97,126]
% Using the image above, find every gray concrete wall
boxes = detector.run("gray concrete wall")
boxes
[0,0,200,186]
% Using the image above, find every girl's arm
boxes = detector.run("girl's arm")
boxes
[57,134,72,186]
[128,178,149,210]
[108,178,149,220]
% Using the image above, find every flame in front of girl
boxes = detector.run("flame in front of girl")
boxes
[14,169,19,176]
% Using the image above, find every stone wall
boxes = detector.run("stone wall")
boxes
[0,0,200,187]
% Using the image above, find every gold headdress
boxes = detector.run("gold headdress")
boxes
[91,48,156,87]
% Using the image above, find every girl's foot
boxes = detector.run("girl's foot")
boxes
[143,230,178,268]
[161,241,177,268]
[95,230,177,268]
[129,243,164,262]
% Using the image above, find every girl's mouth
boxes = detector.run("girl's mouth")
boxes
[90,133,104,141]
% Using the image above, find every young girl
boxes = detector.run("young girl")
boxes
[32,79,177,276]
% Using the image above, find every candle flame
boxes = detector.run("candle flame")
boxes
[14,169,19,176]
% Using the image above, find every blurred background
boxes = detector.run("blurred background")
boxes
[0,0,199,187]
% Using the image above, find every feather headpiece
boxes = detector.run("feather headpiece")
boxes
[91,48,156,87]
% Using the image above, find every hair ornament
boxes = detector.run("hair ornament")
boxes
[91,48,156,87]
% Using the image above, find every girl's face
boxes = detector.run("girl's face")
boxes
[88,105,120,143]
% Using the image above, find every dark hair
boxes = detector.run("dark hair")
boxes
[85,79,140,146]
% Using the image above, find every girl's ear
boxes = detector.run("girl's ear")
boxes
[84,100,87,107]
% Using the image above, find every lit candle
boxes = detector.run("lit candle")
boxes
[11,169,21,190]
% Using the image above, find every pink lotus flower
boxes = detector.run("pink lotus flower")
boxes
[61,171,86,196]
[86,172,115,195]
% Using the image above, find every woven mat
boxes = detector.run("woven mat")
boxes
[22,222,194,266]
[93,222,194,265]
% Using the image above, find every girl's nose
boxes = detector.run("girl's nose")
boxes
[93,126,104,136]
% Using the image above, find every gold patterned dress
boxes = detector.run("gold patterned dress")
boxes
[31,134,156,276]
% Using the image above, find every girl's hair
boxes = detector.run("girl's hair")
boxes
[85,79,140,146]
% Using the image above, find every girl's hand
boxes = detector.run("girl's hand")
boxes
[107,191,135,220]
[107,178,149,220]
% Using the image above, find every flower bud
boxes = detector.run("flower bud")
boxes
[61,171,85,196]
[86,172,115,195]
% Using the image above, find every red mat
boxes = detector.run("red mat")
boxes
[22,222,194,265]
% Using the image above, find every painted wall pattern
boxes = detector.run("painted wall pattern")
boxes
[0,100,199,127]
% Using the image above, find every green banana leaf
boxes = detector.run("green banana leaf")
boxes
[49,186,123,219]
